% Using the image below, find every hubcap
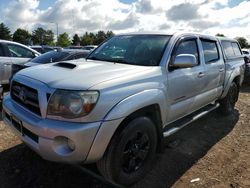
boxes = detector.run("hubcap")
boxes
[122,131,150,173]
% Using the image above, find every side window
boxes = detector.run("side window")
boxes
[174,39,199,65]
[7,44,34,58]
[232,42,242,56]
[221,41,235,58]
[201,39,219,63]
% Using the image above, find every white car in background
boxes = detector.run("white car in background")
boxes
[0,40,40,85]
[81,45,98,51]
[242,48,250,59]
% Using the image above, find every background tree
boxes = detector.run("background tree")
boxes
[45,30,54,45]
[32,27,54,45]
[80,30,115,46]
[72,34,81,45]
[57,32,71,47]
[94,30,107,45]
[80,32,95,46]
[0,23,12,40]
[235,37,250,48]
[13,28,31,45]
[106,30,115,38]
[216,33,225,37]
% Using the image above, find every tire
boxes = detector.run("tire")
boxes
[219,82,239,115]
[97,116,157,186]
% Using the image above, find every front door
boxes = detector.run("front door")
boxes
[167,37,205,123]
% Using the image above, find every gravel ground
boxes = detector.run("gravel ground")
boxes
[0,86,249,188]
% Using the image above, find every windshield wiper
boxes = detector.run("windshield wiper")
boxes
[86,56,102,61]
[112,59,134,65]
[87,57,134,65]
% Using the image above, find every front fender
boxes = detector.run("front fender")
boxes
[104,89,167,122]
[86,89,168,163]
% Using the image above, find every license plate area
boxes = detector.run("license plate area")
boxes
[4,111,39,143]
[11,115,23,135]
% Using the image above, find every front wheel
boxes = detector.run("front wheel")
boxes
[97,117,157,186]
[219,82,239,115]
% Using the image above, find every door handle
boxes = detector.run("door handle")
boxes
[197,72,205,78]
[219,68,224,72]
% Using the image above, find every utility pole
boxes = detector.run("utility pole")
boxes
[56,22,58,45]
[50,22,59,45]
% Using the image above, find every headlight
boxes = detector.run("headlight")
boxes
[47,90,99,119]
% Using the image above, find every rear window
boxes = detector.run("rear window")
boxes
[31,51,69,64]
[221,41,242,59]
[201,39,219,63]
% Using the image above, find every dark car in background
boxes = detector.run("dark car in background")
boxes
[66,45,97,51]
[242,49,250,84]
[29,45,55,54]
[11,49,90,78]
[81,45,98,50]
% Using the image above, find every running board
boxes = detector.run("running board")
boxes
[163,103,220,137]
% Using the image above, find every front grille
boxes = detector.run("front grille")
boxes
[11,81,41,116]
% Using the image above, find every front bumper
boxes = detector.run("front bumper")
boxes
[2,95,101,163]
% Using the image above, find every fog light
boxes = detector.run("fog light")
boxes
[53,136,75,155]
[68,138,75,151]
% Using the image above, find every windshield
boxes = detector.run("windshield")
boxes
[87,35,171,66]
[31,51,69,64]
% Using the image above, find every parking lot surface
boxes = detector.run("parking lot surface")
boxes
[0,86,250,188]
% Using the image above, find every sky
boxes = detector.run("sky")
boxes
[0,0,250,41]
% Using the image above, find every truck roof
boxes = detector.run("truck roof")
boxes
[115,31,238,42]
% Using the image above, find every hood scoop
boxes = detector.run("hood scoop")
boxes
[54,62,77,69]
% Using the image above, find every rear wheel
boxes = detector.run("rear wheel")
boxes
[97,116,157,186]
[219,82,239,115]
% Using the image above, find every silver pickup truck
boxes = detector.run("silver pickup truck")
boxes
[2,32,245,186]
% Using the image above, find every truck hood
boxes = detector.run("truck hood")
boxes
[17,59,152,90]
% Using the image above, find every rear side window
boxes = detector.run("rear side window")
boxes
[221,41,242,59]
[201,39,219,63]
[232,42,242,56]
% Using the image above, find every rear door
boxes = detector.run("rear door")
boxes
[167,36,206,122]
[199,38,225,104]
[0,43,12,84]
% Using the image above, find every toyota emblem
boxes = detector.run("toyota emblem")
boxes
[19,87,27,103]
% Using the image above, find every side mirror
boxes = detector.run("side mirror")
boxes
[33,53,39,58]
[172,54,198,68]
